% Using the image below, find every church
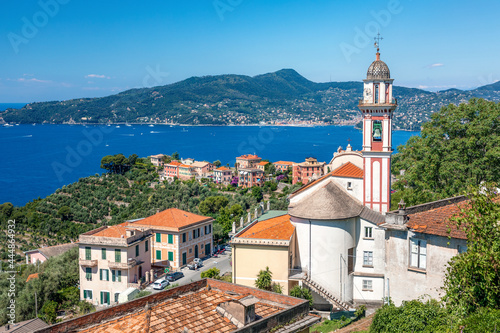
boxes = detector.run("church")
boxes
[231,43,467,309]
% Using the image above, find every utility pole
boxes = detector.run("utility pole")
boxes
[35,291,38,317]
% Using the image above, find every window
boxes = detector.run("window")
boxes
[208,225,212,234]
[458,244,467,254]
[101,248,106,259]
[364,227,373,238]
[100,269,109,281]
[410,238,427,269]
[85,247,91,260]
[111,270,122,282]
[363,251,373,267]
[168,234,173,244]
[156,233,161,243]
[362,280,373,291]
[100,291,110,305]
[114,293,120,303]
[347,182,352,190]
[156,250,162,260]
[115,249,121,263]
[83,290,93,300]
[168,251,174,261]
[182,252,187,265]
[183,233,186,243]
[347,248,354,274]
[135,245,139,257]
[85,267,92,281]
[145,240,149,252]
[193,230,196,239]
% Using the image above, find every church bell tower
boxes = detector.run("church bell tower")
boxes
[359,35,397,214]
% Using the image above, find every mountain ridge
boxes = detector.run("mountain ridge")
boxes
[2,69,499,130]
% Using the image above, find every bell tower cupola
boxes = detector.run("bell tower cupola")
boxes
[359,34,397,214]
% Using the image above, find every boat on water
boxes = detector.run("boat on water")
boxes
[125,123,132,127]
[116,125,120,128]
[148,124,154,127]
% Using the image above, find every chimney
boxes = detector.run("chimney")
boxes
[216,296,258,328]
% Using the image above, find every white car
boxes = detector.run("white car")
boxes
[152,278,169,290]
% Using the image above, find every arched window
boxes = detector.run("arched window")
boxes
[373,120,382,141]
[374,84,379,103]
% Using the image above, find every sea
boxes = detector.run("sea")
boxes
[0,103,419,206]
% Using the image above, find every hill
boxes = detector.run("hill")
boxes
[2,69,500,130]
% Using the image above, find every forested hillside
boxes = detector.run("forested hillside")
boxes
[3,69,500,130]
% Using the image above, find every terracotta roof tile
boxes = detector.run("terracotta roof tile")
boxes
[257,161,269,166]
[216,166,230,171]
[92,222,133,238]
[407,202,466,239]
[26,273,39,282]
[238,215,294,240]
[132,208,213,231]
[331,162,363,179]
[273,161,294,165]
[237,154,261,160]
[168,161,182,166]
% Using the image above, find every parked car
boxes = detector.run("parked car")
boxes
[165,271,184,281]
[187,258,203,270]
[152,278,169,290]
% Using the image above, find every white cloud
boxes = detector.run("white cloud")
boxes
[427,63,444,68]
[85,74,110,79]
[14,77,51,83]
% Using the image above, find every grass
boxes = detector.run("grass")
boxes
[311,318,352,333]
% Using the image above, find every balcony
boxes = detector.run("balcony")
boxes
[79,259,98,267]
[358,98,397,107]
[108,258,142,270]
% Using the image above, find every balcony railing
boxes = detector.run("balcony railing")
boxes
[108,258,140,270]
[358,98,397,106]
[79,259,98,267]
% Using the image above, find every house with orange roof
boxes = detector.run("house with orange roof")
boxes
[78,223,153,306]
[178,164,196,181]
[236,154,262,169]
[255,161,269,172]
[130,208,214,269]
[381,196,468,305]
[237,168,264,188]
[213,166,233,185]
[273,160,295,172]
[292,157,325,185]
[191,161,214,178]
[163,160,181,180]
[231,212,297,294]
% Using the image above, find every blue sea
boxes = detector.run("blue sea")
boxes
[0,104,419,206]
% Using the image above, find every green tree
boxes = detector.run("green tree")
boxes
[442,187,500,316]
[199,196,229,215]
[57,206,72,221]
[40,300,58,324]
[255,267,273,291]
[392,98,500,207]
[213,160,222,167]
[289,286,313,306]
[201,267,221,279]
[251,186,263,202]
[171,152,180,160]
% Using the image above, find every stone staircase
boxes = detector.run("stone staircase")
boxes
[302,274,351,311]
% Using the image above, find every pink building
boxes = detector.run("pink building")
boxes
[191,161,214,177]
[164,161,181,180]
[213,166,233,184]
[24,242,78,265]
[236,154,262,169]
[150,154,165,167]
[292,157,325,185]
[238,168,264,188]
[273,161,295,172]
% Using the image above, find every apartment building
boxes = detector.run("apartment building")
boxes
[236,154,262,169]
[213,166,233,185]
[238,168,264,188]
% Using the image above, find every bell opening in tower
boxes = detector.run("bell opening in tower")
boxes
[373,120,382,141]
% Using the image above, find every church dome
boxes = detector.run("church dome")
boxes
[366,53,390,80]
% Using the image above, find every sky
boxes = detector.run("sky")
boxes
[1,0,499,103]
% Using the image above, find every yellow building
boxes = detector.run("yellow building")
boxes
[231,212,297,295]
[130,208,213,269]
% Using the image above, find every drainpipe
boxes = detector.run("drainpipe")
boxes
[309,219,312,277]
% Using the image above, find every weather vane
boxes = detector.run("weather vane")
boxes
[374,32,383,52]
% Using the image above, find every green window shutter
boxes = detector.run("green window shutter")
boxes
[100,292,103,305]
[168,251,173,261]
[111,270,116,282]
[118,270,121,282]
[168,234,173,244]
[135,245,139,257]
[156,250,161,260]
[182,252,187,265]
[100,269,102,281]
[115,249,121,263]
[156,233,161,242]
[182,233,186,243]
[145,240,149,252]
[85,247,91,260]
[102,248,106,260]
[83,290,87,299]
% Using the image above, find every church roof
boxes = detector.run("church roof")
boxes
[288,180,364,220]
[331,162,363,179]
[366,53,390,80]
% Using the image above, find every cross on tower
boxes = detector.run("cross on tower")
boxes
[374,32,383,52]
[347,138,352,145]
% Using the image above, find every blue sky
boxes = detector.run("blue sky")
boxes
[1,0,499,102]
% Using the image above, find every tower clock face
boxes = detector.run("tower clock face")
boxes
[364,88,372,97]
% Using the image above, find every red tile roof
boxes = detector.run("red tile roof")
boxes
[257,161,269,166]
[92,222,133,238]
[238,215,294,240]
[132,208,212,231]
[237,154,261,160]
[273,161,294,165]
[26,273,39,282]
[216,166,231,171]
[168,161,182,166]
[331,162,363,179]
[407,202,466,239]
